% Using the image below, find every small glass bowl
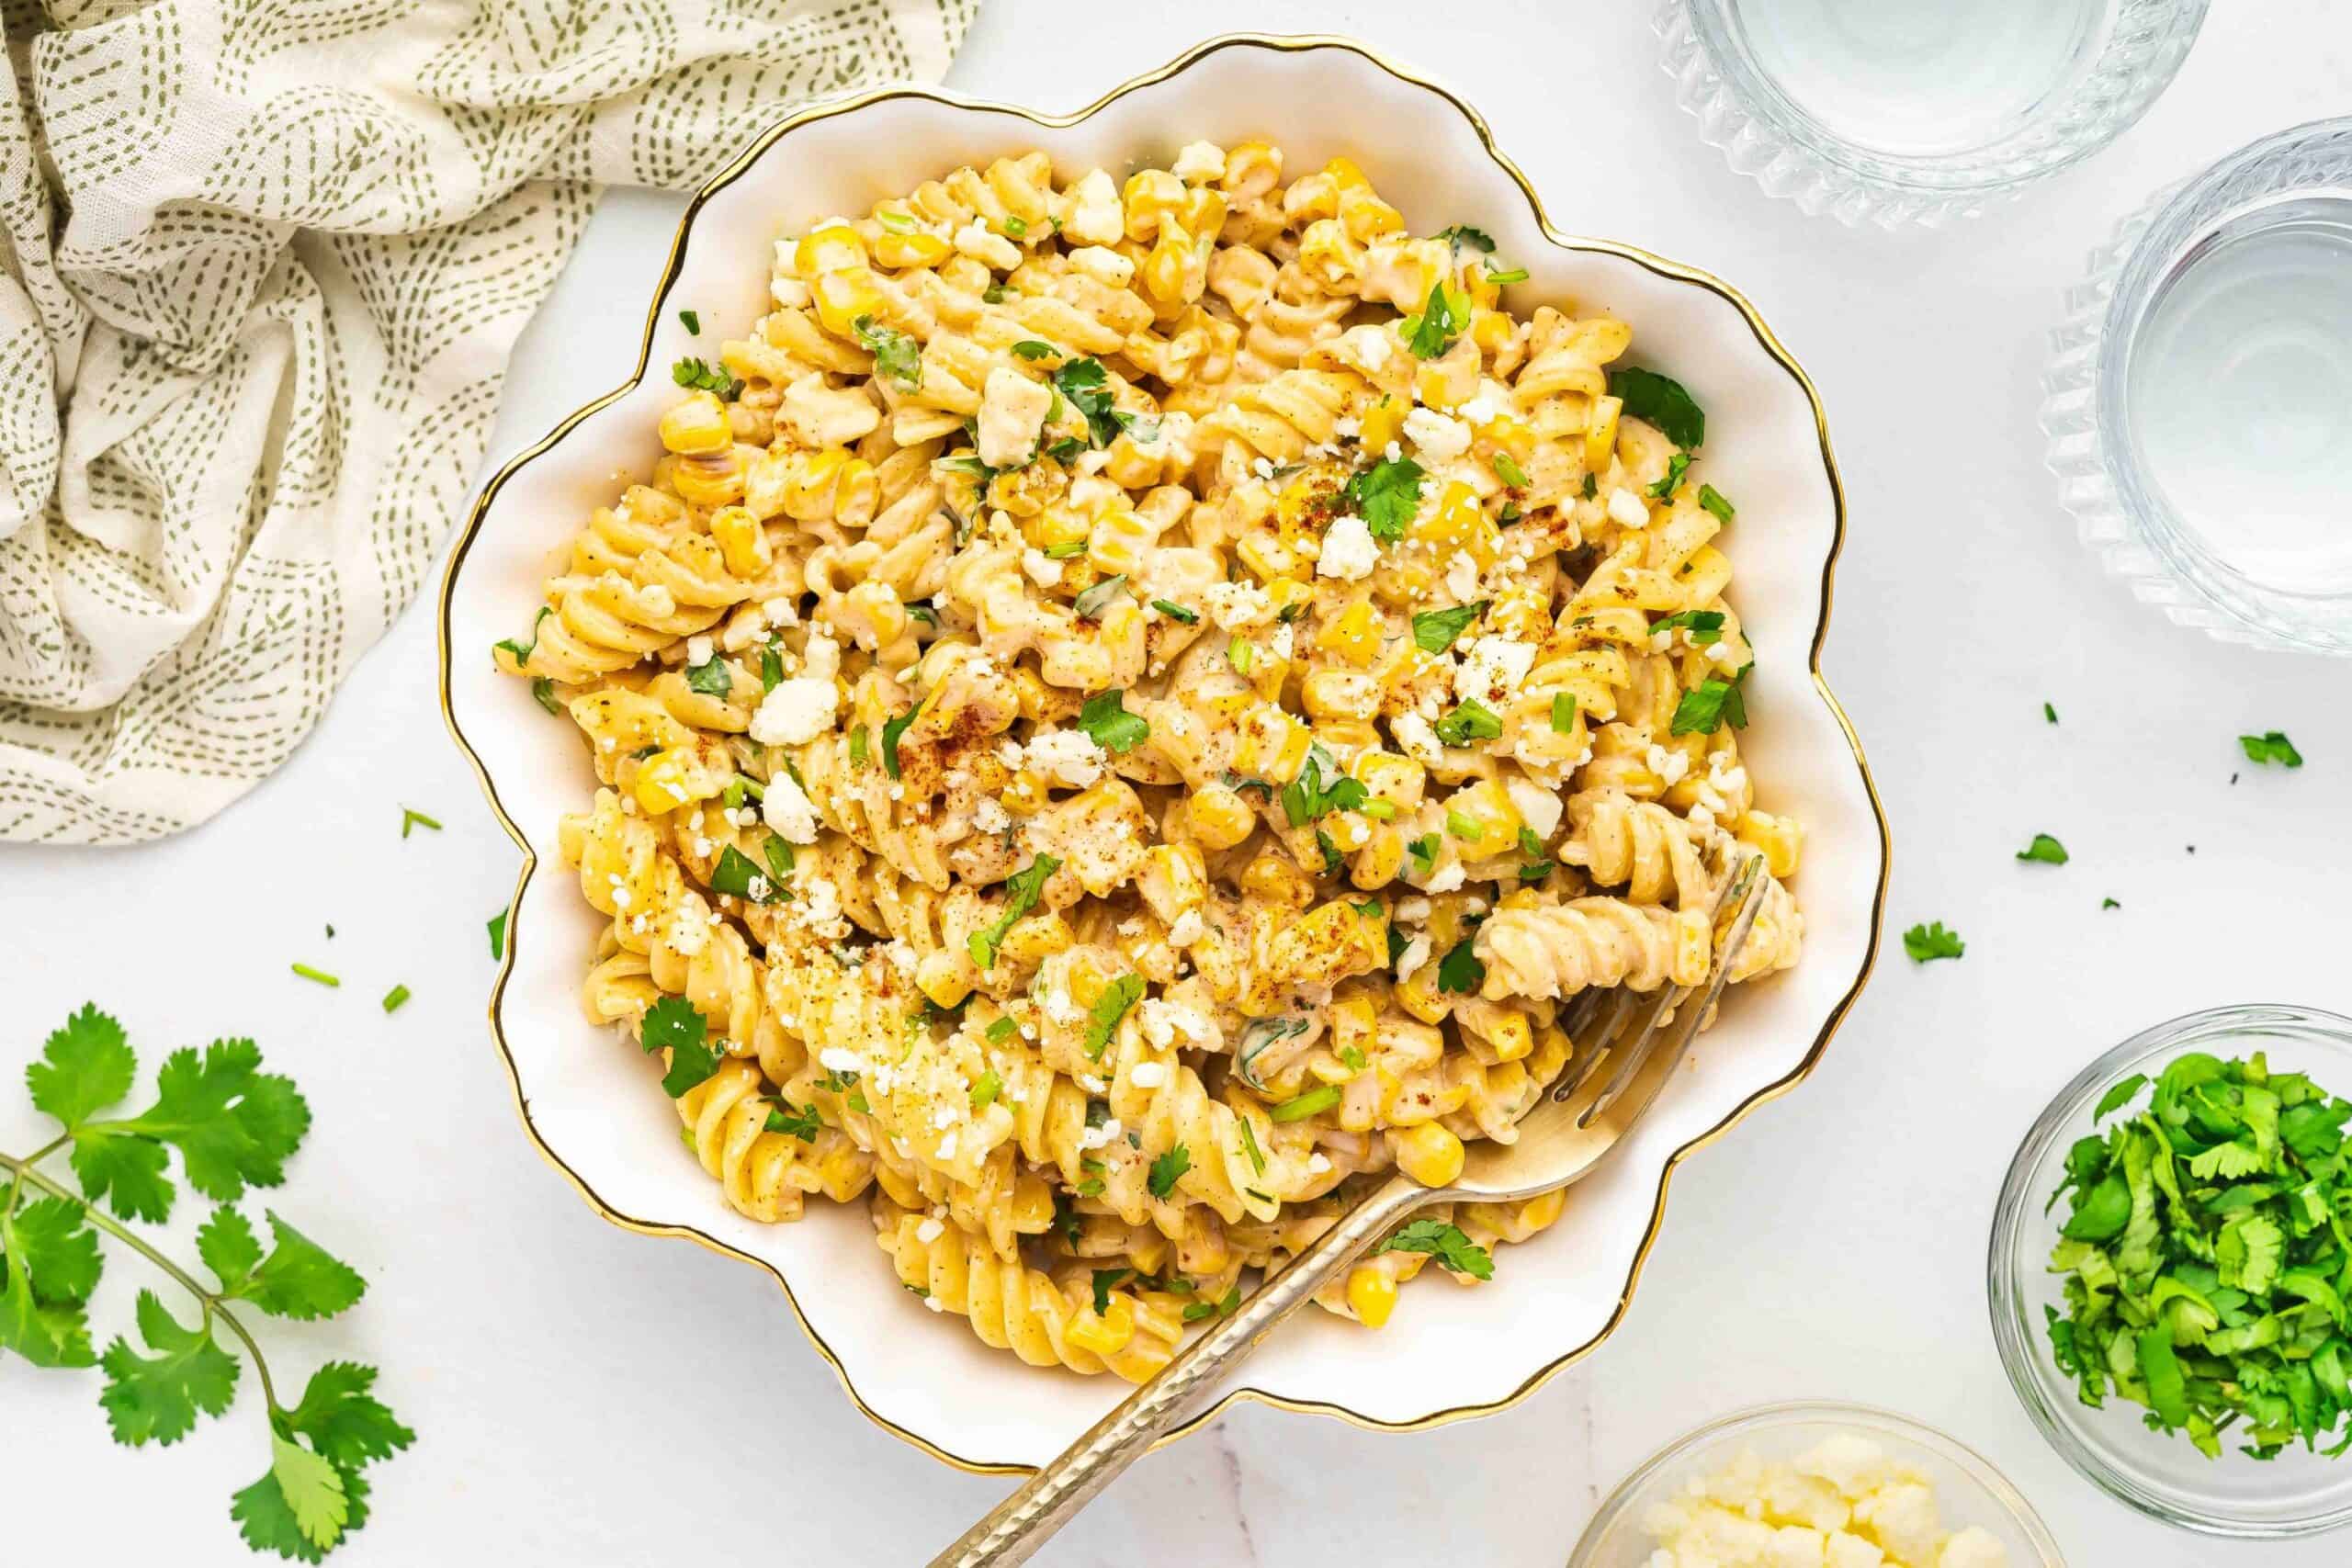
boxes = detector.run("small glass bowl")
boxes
[2041,118,2352,656]
[1990,1004,2352,1538]
[1655,0,2208,228]
[1566,1400,2065,1566]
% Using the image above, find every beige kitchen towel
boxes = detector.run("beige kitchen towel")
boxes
[0,0,972,843]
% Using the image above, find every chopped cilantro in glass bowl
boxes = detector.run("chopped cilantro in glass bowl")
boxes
[1992,1003,2352,1538]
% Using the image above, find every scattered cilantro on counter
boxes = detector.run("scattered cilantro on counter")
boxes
[2240,732,2303,768]
[1902,922,1964,963]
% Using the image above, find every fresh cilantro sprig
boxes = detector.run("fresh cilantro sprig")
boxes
[1372,1218,1494,1280]
[1077,690,1149,755]
[2043,1053,2352,1460]
[852,314,922,391]
[1607,367,1705,449]
[1052,358,1130,446]
[1343,454,1426,544]
[2240,731,2304,768]
[3,1005,412,1559]
[1902,922,1964,963]
[1400,281,1469,359]
[1280,745,1368,828]
[967,856,1060,972]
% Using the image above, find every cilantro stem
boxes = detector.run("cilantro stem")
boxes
[0,1155,282,1412]
[1,1133,70,1219]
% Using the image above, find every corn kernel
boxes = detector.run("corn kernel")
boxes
[1393,1122,1465,1188]
[632,750,700,814]
[873,230,950,269]
[811,267,888,337]
[1067,1293,1136,1356]
[659,391,732,457]
[1001,772,1047,816]
[1358,396,1404,453]
[1317,598,1380,667]
[670,448,746,508]
[1346,1264,1397,1329]
[1182,786,1256,850]
[1301,669,1381,722]
[1414,364,1458,410]
[707,504,770,579]
[795,224,868,277]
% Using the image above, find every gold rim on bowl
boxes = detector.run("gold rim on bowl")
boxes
[435,30,1894,1474]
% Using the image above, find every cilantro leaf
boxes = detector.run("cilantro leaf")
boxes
[2240,731,2303,768]
[1078,689,1149,754]
[1280,746,1369,827]
[1082,974,1146,1061]
[1433,700,1502,748]
[1053,357,1130,446]
[1647,452,1689,501]
[639,997,720,1098]
[282,1360,413,1474]
[1090,1268,1133,1315]
[0,1196,102,1367]
[1492,452,1527,489]
[1668,667,1749,736]
[98,1290,240,1447]
[224,1213,366,1322]
[27,1003,135,1129]
[198,1205,265,1294]
[1373,1218,1493,1279]
[1148,1144,1191,1200]
[678,309,700,335]
[684,652,731,698]
[1435,224,1495,253]
[1401,281,1469,359]
[967,856,1060,972]
[487,909,507,961]
[1342,454,1425,543]
[709,845,783,905]
[1435,938,1485,996]
[2017,832,2070,865]
[1072,573,1128,620]
[1411,601,1486,653]
[1608,367,1705,449]
[2044,702,2059,725]
[1183,1284,1242,1322]
[763,1099,821,1143]
[1648,609,1725,641]
[852,314,922,390]
[671,356,739,398]
[881,706,921,780]
[232,1433,355,1559]
[1902,922,1964,963]
[70,1038,311,1224]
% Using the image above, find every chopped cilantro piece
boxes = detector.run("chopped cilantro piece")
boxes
[1902,922,1964,963]
[1412,601,1487,653]
[2017,833,2070,866]
[677,309,700,334]
[1072,574,1128,621]
[1148,1145,1191,1200]
[1408,833,1440,872]
[982,281,1006,304]
[1647,452,1690,501]
[2103,897,2120,910]
[853,314,922,390]
[1052,357,1130,446]
[1648,609,1726,641]
[763,1099,820,1142]
[530,677,561,715]
[1237,1116,1267,1177]
[1435,224,1495,253]
[1374,1219,1492,1277]
[1081,974,1145,1061]
[684,651,731,697]
[880,707,921,780]
[2044,702,2059,725]
[1402,280,1469,359]
[1668,667,1750,736]
[2240,731,2304,768]
[1343,455,1427,544]
[710,845,783,904]
[1182,1284,1242,1322]
[1607,367,1705,449]
[967,856,1059,972]
[1281,745,1369,827]
[487,909,508,961]
[640,996,720,1097]
[1433,700,1502,747]
[1001,216,1027,238]
[671,356,739,398]
[1077,689,1150,754]
[1011,340,1056,360]
[1435,938,1484,996]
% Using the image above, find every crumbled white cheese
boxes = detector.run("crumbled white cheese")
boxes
[1022,548,1064,588]
[1168,910,1204,946]
[819,1047,864,1075]
[762,773,820,843]
[1444,551,1481,601]
[1077,1116,1124,1151]
[1403,407,1472,462]
[1424,862,1465,894]
[1391,710,1445,764]
[1316,514,1379,581]
[1607,487,1649,528]
[763,596,799,626]
[1646,743,1692,787]
[972,798,1011,834]
[1504,776,1563,839]
[1062,169,1125,246]
[977,367,1052,468]
[1024,728,1105,788]
[1359,331,1393,371]
[684,634,714,666]
[1455,635,1537,705]
[749,678,837,746]
[1396,897,1431,923]
[1306,1152,1333,1175]
[1203,580,1274,628]
[1128,1060,1169,1089]
[1396,935,1433,980]
[915,1216,944,1244]
[801,630,841,681]
[1138,998,1209,1048]
[1269,623,1295,662]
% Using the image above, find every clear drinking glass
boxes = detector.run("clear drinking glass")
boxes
[2043,118,2352,656]
[1990,1004,2352,1537]
[1655,0,2208,227]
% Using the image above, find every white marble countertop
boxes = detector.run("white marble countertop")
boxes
[7,3,2351,1562]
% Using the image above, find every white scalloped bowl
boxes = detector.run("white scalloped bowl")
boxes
[440,35,1889,1472]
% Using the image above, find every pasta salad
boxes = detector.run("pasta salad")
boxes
[494,140,1804,1380]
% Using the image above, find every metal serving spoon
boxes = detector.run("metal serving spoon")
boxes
[931,854,1770,1567]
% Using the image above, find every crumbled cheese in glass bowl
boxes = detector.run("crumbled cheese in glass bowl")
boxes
[1568,1403,2062,1568]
